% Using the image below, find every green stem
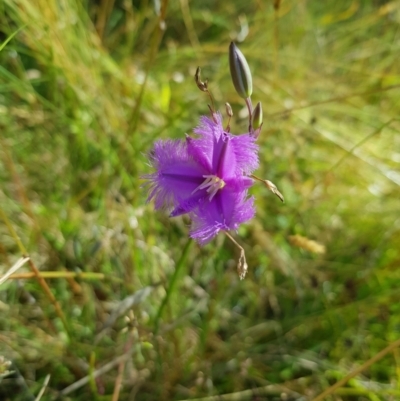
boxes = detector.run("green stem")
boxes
[154,238,194,335]
[153,238,194,398]
[245,96,253,131]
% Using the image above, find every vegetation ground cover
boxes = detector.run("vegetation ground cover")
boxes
[0,1,400,400]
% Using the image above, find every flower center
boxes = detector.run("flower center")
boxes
[192,175,226,201]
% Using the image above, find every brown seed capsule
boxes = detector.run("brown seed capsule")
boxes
[225,102,233,117]
[194,67,208,92]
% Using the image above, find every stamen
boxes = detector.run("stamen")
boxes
[192,175,226,201]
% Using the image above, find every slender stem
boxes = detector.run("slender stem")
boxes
[154,238,194,335]
[95,0,116,40]
[61,350,135,396]
[311,337,400,401]
[225,231,248,279]
[0,208,27,254]
[179,0,200,48]
[112,332,133,401]
[225,115,231,132]
[0,26,25,52]
[178,383,301,401]
[0,136,35,221]
[153,238,193,396]
[250,174,264,183]
[265,84,400,120]
[327,118,394,174]
[27,258,71,336]
[206,89,215,113]
[34,374,50,401]
[0,207,70,336]
[225,102,233,132]
[2,271,106,281]
[128,0,169,134]
[273,0,280,78]
[245,96,253,131]
[0,257,30,286]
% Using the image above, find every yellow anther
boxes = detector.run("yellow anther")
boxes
[192,175,226,200]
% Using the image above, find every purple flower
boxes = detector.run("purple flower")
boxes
[144,114,259,245]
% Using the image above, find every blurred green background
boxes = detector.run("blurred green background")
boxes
[1,0,400,400]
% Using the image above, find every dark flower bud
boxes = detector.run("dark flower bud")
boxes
[229,42,253,99]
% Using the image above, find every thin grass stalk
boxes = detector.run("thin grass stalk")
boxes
[1,271,106,280]
[60,349,136,396]
[153,238,193,398]
[128,0,170,135]
[266,83,400,119]
[311,337,400,401]
[0,207,70,336]
[111,332,133,401]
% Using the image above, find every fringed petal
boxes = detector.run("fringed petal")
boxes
[230,133,259,175]
[143,115,259,246]
[189,188,255,245]
[143,139,207,210]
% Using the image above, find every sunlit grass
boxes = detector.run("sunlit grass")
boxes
[1,0,400,400]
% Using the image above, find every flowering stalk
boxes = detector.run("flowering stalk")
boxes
[195,66,217,123]
[143,42,283,278]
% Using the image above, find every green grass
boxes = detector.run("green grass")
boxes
[1,0,400,400]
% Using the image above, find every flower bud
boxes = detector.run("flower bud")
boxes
[251,102,263,138]
[251,102,262,130]
[229,42,253,99]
